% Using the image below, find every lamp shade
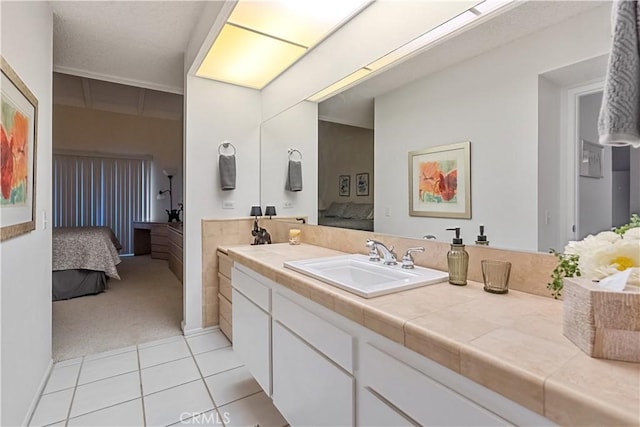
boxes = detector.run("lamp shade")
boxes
[250,206,263,217]
[265,206,277,217]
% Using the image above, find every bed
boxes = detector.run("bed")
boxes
[318,202,374,231]
[52,227,122,301]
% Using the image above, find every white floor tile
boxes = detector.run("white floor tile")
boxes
[78,350,138,385]
[204,366,261,407]
[139,338,191,369]
[172,409,227,426]
[194,347,242,377]
[138,334,185,349]
[84,345,137,362]
[144,380,214,427]
[141,357,201,396]
[67,398,144,426]
[29,388,74,427]
[44,363,81,394]
[218,391,287,427]
[186,331,230,355]
[70,371,141,418]
[55,357,83,368]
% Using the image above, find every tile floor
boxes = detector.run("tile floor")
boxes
[29,330,288,427]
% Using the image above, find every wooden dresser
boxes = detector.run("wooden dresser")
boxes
[167,224,183,282]
[218,249,233,342]
[132,221,171,259]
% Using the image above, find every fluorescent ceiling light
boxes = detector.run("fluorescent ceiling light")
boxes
[308,0,513,102]
[197,0,371,89]
[197,24,306,89]
[308,68,371,102]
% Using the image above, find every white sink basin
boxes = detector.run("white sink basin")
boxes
[283,254,448,298]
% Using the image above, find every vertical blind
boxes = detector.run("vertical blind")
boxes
[53,153,151,255]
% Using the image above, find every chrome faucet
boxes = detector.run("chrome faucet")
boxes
[366,239,397,265]
[422,234,436,240]
[401,247,425,269]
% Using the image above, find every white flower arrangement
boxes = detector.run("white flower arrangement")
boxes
[548,214,640,298]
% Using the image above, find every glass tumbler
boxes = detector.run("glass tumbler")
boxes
[481,260,511,294]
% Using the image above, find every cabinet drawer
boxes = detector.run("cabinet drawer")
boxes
[219,315,232,342]
[219,293,232,325]
[150,224,168,236]
[272,322,354,427]
[218,251,232,278]
[218,273,232,302]
[272,292,353,373]
[232,289,271,394]
[231,267,270,311]
[358,387,415,427]
[361,344,508,426]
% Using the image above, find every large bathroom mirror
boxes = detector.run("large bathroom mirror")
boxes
[260,0,640,253]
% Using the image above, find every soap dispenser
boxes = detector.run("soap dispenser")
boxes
[446,227,469,286]
[475,225,490,246]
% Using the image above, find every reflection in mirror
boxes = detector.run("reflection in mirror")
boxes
[309,1,639,252]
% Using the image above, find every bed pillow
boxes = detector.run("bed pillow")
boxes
[343,203,373,220]
[324,202,349,218]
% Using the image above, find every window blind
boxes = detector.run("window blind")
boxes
[53,153,151,255]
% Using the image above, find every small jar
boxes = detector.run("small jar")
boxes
[289,229,301,245]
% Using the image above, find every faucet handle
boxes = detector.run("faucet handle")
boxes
[366,239,380,262]
[401,247,425,269]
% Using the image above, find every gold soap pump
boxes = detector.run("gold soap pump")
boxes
[446,227,469,286]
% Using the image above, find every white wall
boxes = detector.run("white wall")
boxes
[538,77,563,251]
[374,4,610,251]
[53,105,183,221]
[0,2,53,425]
[183,76,261,332]
[578,91,611,239]
[260,102,318,224]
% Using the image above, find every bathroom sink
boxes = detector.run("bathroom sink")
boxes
[283,254,448,298]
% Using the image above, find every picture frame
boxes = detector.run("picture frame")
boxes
[356,172,369,196]
[579,139,603,178]
[408,141,471,219]
[339,175,350,197]
[1,56,38,241]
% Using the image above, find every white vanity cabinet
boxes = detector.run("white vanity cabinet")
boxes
[360,343,509,426]
[231,266,272,394]
[358,387,415,426]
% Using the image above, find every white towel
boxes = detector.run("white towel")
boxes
[219,154,236,190]
[286,159,302,192]
[598,0,640,147]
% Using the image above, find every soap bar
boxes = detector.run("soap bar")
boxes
[289,229,301,245]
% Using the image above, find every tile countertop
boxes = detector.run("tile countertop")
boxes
[226,243,640,427]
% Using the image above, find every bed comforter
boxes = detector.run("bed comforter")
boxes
[52,227,122,279]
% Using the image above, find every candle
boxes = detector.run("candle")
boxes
[289,229,301,245]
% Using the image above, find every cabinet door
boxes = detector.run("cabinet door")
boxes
[232,289,271,394]
[358,387,415,427]
[272,322,354,427]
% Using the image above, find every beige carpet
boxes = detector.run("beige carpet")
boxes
[52,255,183,361]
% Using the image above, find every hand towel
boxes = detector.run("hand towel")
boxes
[219,154,236,190]
[286,159,303,192]
[598,0,640,147]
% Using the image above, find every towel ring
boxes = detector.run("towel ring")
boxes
[218,141,237,156]
[288,148,302,160]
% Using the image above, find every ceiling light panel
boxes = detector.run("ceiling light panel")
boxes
[197,24,306,89]
[196,0,371,89]
[228,0,371,48]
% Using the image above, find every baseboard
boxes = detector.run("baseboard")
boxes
[22,358,54,426]
[182,323,220,337]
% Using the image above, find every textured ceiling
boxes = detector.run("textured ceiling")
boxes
[51,1,207,94]
[53,73,183,120]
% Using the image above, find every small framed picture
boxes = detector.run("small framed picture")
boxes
[356,173,369,196]
[339,175,350,197]
[580,140,604,178]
